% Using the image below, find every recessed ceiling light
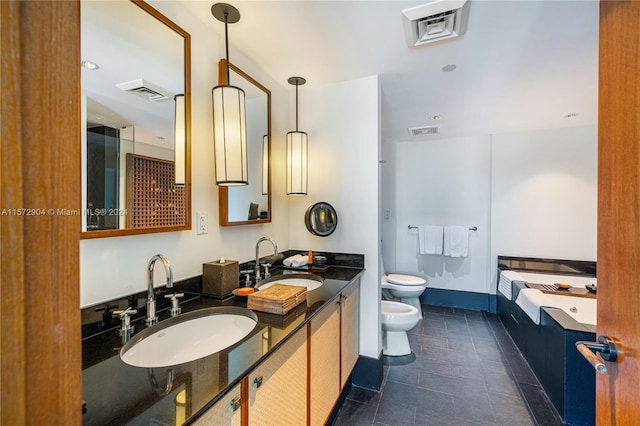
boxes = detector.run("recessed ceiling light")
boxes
[431,115,442,120]
[442,64,456,72]
[81,60,99,70]
[564,112,580,118]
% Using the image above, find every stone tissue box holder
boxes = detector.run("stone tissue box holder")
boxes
[203,259,239,298]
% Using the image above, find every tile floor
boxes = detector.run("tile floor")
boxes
[333,305,564,426]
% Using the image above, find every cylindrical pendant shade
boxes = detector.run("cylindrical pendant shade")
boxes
[173,94,186,186]
[286,130,308,195]
[262,135,269,195]
[212,84,248,185]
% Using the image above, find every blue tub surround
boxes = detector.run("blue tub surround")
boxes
[496,256,596,426]
[82,265,363,425]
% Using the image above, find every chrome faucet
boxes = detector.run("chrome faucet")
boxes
[147,254,173,326]
[255,237,278,281]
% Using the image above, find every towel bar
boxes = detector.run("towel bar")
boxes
[408,225,477,231]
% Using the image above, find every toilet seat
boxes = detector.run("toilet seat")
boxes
[381,301,419,330]
[385,274,426,286]
[380,301,420,356]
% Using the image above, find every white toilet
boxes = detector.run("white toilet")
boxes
[381,300,420,356]
[381,273,427,319]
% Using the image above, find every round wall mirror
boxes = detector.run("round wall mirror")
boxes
[305,202,338,237]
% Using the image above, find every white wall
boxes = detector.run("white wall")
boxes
[288,76,381,359]
[383,125,597,299]
[392,136,493,294]
[80,1,290,307]
[490,125,597,268]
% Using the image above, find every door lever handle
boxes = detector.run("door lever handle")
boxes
[576,336,619,374]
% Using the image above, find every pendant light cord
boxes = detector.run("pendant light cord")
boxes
[295,82,299,131]
[224,12,230,84]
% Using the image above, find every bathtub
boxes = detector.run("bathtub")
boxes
[512,271,597,326]
[544,293,597,326]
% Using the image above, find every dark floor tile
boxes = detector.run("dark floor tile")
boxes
[415,407,487,426]
[347,385,382,406]
[447,337,476,352]
[472,336,500,350]
[456,308,485,320]
[447,362,486,384]
[452,394,495,425]
[334,399,378,426]
[334,305,562,426]
[506,355,539,385]
[476,346,504,362]
[419,371,487,400]
[408,333,448,349]
[467,323,495,338]
[518,382,564,426]
[492,399,535,426]
[385,364,420,386]
[434,347,480,365]
[424,305,458,316]
[444,320,471,334]
[375,395,416,426]
[381,380,454,415]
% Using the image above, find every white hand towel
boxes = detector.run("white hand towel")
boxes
[291,255,308,268]
[417,225,443,255]
[515,288,550,325]
[498,270,525,301]
[284,254,308,268]
[443,226,469,258]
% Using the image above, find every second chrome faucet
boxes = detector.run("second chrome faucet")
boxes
[255,237,278,282]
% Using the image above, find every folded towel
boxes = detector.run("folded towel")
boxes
[283,254,308,268]
[417,225,443,255]
[443,226,469,258]
[498,270,525,301]
[515,288,550,325]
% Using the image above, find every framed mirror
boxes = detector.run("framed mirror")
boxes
[80,0,191,239]
[218,60,271,226]
[305,202,338,237]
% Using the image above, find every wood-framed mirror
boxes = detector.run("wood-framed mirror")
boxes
[80,0,191,239]
[218,59,272,226]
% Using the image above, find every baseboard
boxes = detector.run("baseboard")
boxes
[421,288,497,313]
[350,352,383,391]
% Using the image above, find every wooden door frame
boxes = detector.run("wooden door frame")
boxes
[1,1,82,424]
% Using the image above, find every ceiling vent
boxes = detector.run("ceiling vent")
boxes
[402,0,469,47]
[116,78,172,102]
[408,126,439,136]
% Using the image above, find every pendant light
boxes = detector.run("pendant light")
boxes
[173,93,186,186]
[286,77,308,195]
[211,3,248,186]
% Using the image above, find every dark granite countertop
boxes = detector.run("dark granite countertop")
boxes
[82,266,364,425]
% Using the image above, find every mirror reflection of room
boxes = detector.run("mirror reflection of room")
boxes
[81,0,188,233]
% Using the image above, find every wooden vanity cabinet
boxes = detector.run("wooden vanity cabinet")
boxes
[309,299,341,425]
[191,382,242,426]
[247,327,307,426]
[340,284,360,388]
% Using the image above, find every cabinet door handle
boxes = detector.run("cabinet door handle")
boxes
[229,396,241,411]
[253,375,263,388]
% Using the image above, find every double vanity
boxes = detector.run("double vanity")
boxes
[82,261,363,425]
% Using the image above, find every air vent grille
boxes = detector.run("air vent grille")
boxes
[402,0,468,47]
[128,86,167,101]
[408,126,439,136]
[116,78,172,102]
